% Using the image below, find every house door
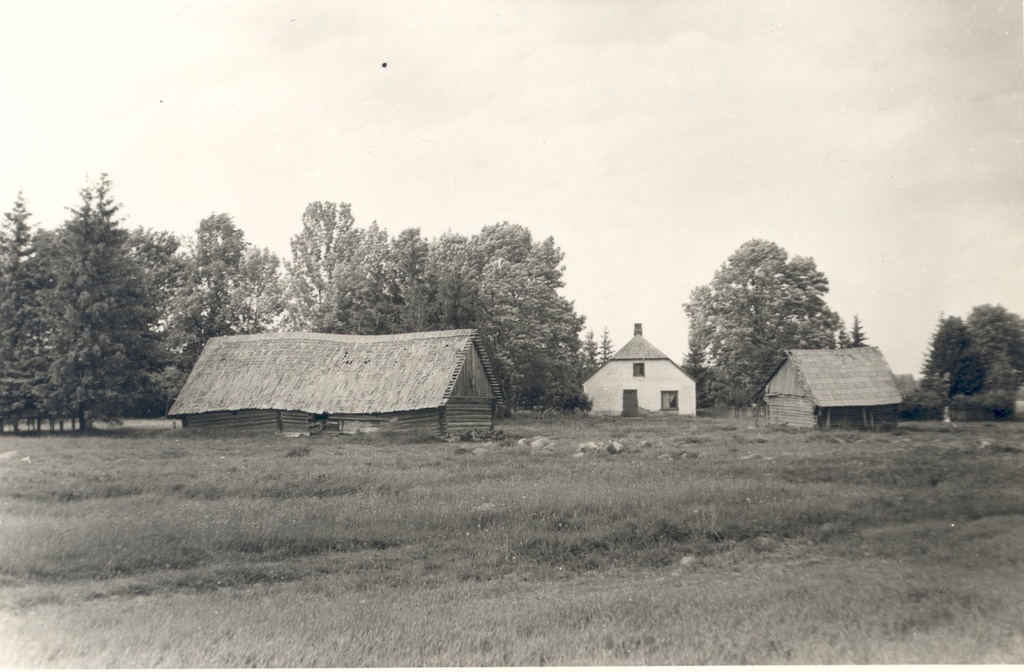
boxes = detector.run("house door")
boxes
[623,390,639,417]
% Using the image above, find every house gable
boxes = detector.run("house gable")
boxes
[584,359,696,416]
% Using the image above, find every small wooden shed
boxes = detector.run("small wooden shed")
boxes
[754,347,902,430]
[168,330,503,436]
[583,324,696,416]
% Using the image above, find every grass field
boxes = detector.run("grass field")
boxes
[1,415,1023,666]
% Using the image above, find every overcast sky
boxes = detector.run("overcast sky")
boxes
[1,0,1021,376]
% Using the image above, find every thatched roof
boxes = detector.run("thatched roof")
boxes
[761,347,902,407]
[169,330,502,417]
[610,334,673,361]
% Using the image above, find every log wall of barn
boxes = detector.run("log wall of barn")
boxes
[328,408,442,434]
[764,395,817,428]
[280,410,312,434]
[443,397,495,434]
[181,409,280,432]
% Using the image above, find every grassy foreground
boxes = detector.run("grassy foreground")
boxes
[1,415,1023,666]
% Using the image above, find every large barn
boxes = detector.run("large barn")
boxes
[754,347,902,430]
[168,330,503,436]
[583,324,696,416]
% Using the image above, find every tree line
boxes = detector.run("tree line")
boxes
[907,306,1024,419]
[3,178,1020,430]
[0,177,594,430]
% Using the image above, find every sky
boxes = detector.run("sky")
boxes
[1,0,1021,377]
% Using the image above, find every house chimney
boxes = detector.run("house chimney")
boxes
[634,323,642,336]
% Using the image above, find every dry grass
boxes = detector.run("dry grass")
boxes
[1,415,1023,665]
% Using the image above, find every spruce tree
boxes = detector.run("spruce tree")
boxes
[850,315,868,347]
[47,175,157,429]
[598,328,614,365]
[683,337,711,409]
[581,329,599,377]
[0,193,40,427]
[920,315,984,398]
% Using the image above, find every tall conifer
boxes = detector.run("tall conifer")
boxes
[0,193,40,426]
[47,176,157,429]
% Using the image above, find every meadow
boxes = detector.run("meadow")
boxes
[1,415,1023,666]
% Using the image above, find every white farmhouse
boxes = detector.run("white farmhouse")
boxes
[584,324,696,416]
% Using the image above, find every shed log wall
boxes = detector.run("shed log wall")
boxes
[764,395,817,428]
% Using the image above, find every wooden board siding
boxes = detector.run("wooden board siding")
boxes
[762,359,809,398]
[449,343,496,398]
[182,409,280,432]
[764,395,817,428]
[442,397,495,434]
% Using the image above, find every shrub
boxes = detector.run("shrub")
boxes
[898,389,945,420]
[949,390,1017,420]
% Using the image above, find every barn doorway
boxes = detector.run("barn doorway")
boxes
[622,390,639,417]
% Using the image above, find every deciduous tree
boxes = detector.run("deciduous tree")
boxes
[168,214,284,370]
[471,223,585,411]
[684,239,844,407]
[283,201,358,331]
[964,304,1024,393]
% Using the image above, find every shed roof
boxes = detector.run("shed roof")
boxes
[759,347,902,407]
[169,330,502,417]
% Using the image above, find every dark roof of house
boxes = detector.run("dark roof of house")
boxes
[610,334,673,361]
[760,347,902,407]
[169,330,502,417]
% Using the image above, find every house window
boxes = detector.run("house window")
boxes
[633,363,645,377]
[661,391,678,410]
